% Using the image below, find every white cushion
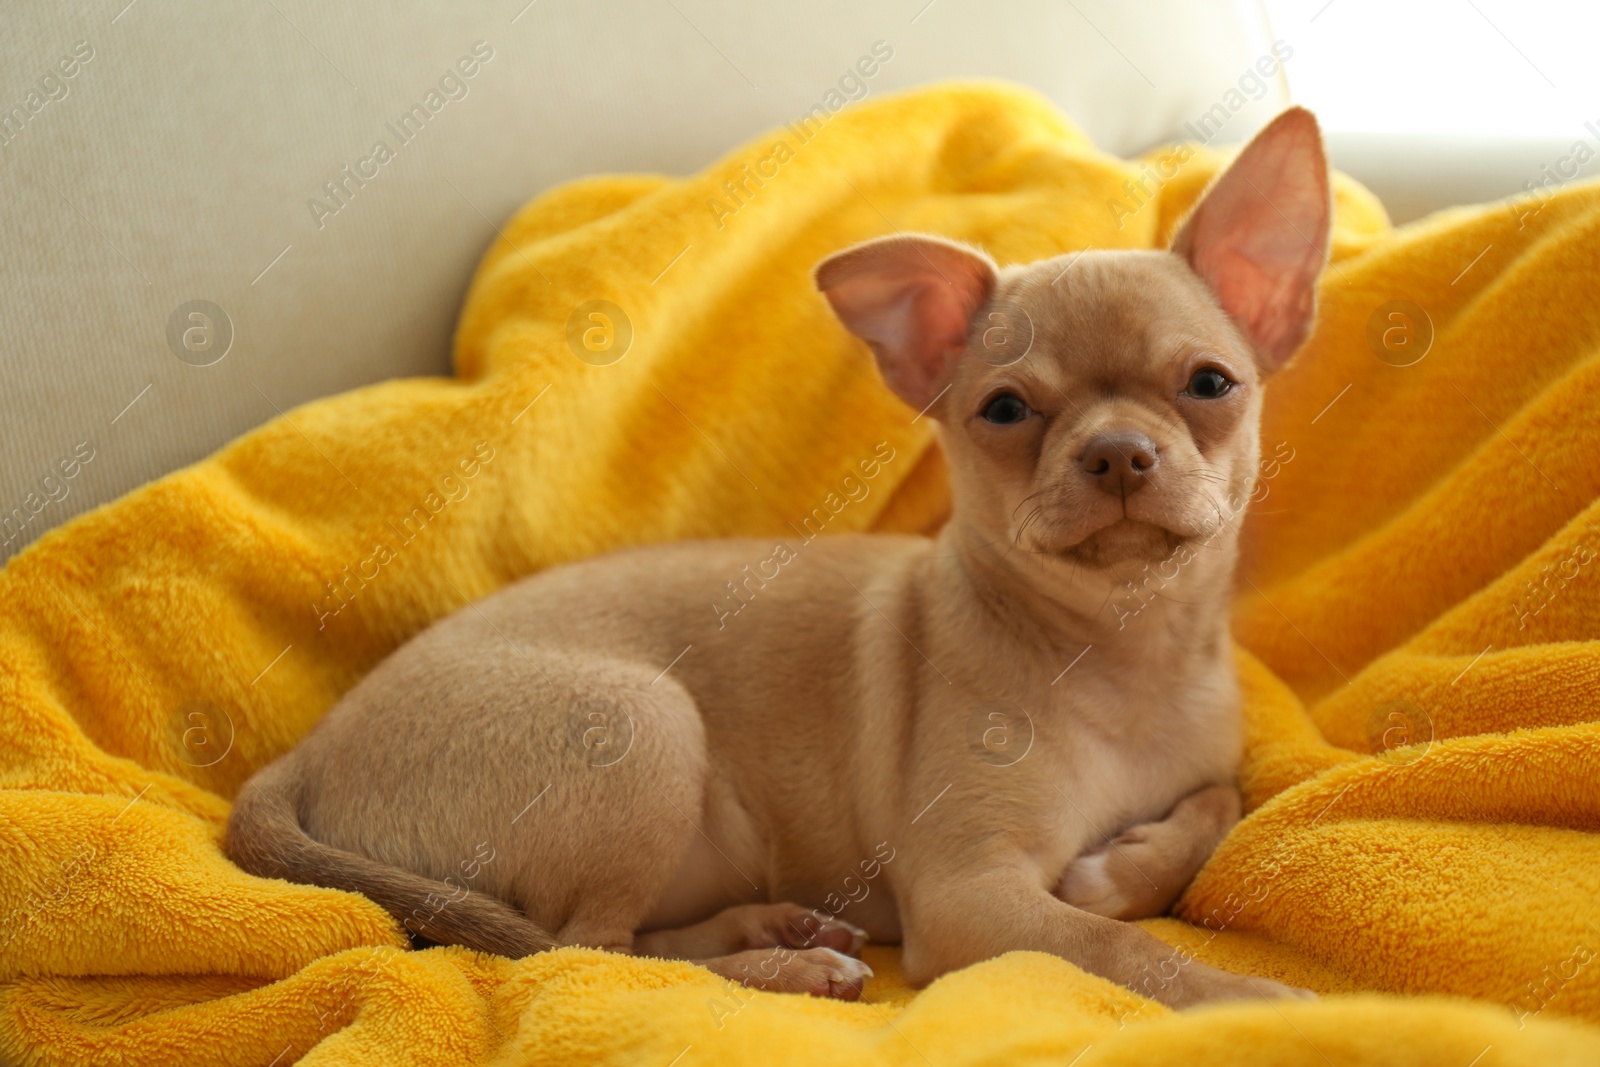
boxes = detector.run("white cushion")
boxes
[0,0,1281,556]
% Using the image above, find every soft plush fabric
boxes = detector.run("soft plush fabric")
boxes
[2,83,1597,1066]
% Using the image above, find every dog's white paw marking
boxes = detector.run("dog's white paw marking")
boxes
[827,919,868,955]
[817,946,874,980]
[1062,849,1111,895]
[785,946,874,1000]
[1059,849,1133,917]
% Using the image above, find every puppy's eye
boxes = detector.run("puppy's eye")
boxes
[980,393,1030,424]
[1185,368,1233,399]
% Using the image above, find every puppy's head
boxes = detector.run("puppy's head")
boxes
[816,108,1330,581]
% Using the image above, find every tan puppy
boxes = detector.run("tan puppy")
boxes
[228,108,1331,1008]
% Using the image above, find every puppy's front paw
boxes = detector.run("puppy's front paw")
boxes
[1175,962,1317,1008]
[1246,977,1318,1002]
[800,947,874,1000]
[700,946,873,1000]
[755,902,867,956]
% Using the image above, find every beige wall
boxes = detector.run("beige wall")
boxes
[0,0,1286,558]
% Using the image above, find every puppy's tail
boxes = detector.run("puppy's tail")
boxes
[225,756,556,958]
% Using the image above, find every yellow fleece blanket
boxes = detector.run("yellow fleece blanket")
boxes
[3,83,1598,1066]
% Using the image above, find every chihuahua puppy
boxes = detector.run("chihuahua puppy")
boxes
[229,108,1330,1007]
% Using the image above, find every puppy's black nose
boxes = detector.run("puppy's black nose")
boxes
[1080,433,1158,496]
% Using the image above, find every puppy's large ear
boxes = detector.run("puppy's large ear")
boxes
[815,234,997,411]
[1171,107,1331,371]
